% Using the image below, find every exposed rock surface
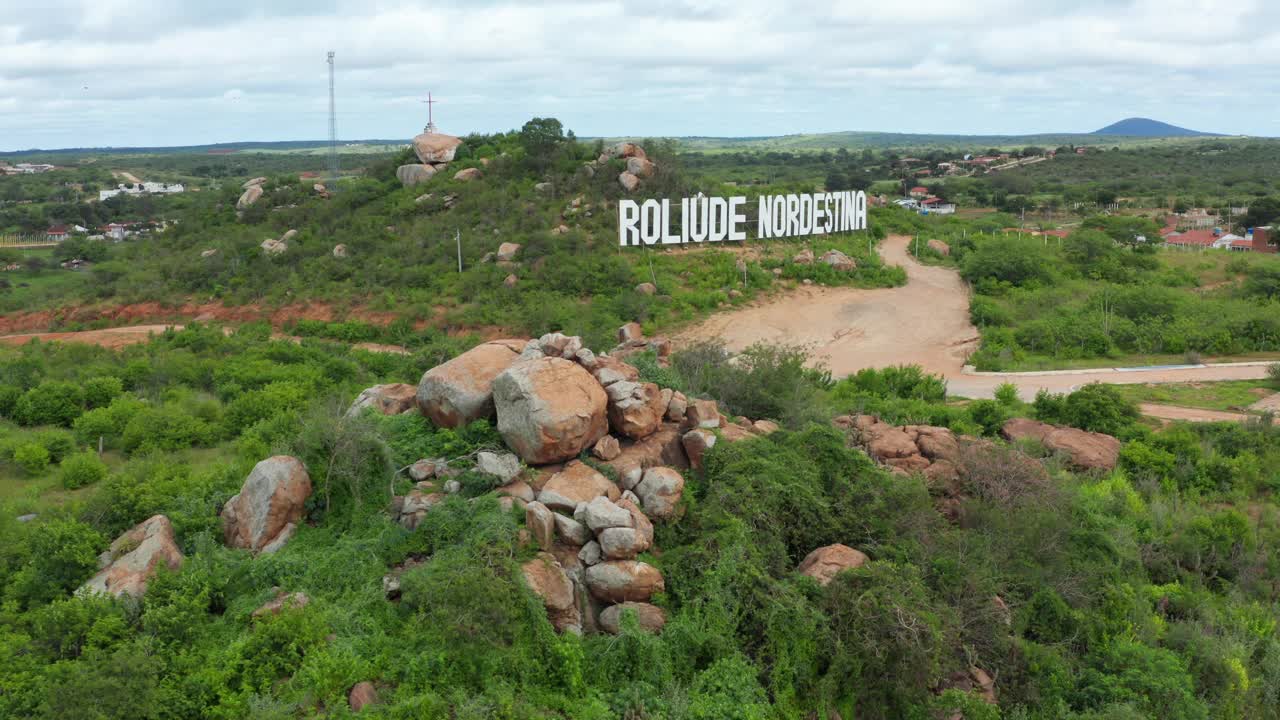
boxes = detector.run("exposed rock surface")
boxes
[635,467,684,520]
[412,132,463,164]
[618,172,640,193]
[599,602,667,634]
[585,560,665,603]
[476,451,522,483]
[333,243,348,258]
[80,515,183,598]
[927,239,951,256]
[348,682,379,712]
[237,184,263,209]
[798,543,868,586]
[525,501,556,548]
[606,381,666,439]
[497,242,521,262]
[522,552,582,634]
[1001,418,1120,470]
[416,339,525,428]
[221,456,312,552]
[453,167,482,182]
[396,164,436,187]
[682,428,717,470]
[260,238,287,255]
[537,461,620,511]
[820,249,856,271]
[493,357,609,464]
[347,383,418,417]
[252,589,310,618]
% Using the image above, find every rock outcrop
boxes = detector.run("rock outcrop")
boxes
[453,167,482,182]
[537,461,619,511]
[493,357,609,464]
[416,339,525,428]
[347,383,418,417]
[396,164,436,187]
[1001,418,1120,471]
[522,552,582,634]
[797,543,868,586]
[412,132,463,164]
[820,249,856,271]
[585,560,665,603]
[221,456,312,552]
[237,184,263,209]
[599,602,667,634]
[605,381,665,439]
[80,515,183,598]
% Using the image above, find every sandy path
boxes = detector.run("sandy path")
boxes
[676,235,980,377]
[0,325,179,349]
[1138,403,1255,423]
[677,234,1274,401]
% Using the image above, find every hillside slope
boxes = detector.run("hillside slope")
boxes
[1092,117,1217,137]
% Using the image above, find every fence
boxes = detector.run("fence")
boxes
[0,235,59,248]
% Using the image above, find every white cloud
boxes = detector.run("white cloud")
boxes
[1,0,1278,149]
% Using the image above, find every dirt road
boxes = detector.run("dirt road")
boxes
[1137,403,1255,424]
[677,234,1274,400]
[0,325,179,349]
[676,235,980,377]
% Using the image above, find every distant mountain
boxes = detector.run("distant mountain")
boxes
[1092,118,1218,137]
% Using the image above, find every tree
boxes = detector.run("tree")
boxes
[1242,196,1280,230]
[518,117,565,171]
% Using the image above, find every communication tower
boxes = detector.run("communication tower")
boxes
[327,51,338,182]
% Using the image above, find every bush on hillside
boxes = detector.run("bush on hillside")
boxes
[60,451,109,490]
[670,341,832,428]
[13,442,50,475]
[14,381,85,427]
[1033,383,1140,436]
[82,376,124,409]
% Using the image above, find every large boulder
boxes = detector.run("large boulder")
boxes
[618,172,641,193]
[606,381,666,439]
[493,357,609,464]
[237,184,263,209]
[626,156,656,179]
[260,238,288,255]
[412,132,463,164]
[682,428,717,470]
[599,602,667,634]
[348,682,379,712]
[525,500,556,548]
[221,456,312,553]
[798,543,869,586]
[80,515,183,598]
[496,242,522,262]
[347,383,418,417]
[537,461,620,511]
[476,451,522,483]
[927,239,951,256]
[453,167,482,182]
[584,560,664,603]
[820,249,856,271]
[521,552,581,634]
[635,467,684,521]
[599,142,647,162]
[1001,418,1120,471]
[242,176,267,189]
[416,339,525,428]
[396,163,436,187]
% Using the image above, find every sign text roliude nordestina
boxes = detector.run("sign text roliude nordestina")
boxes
[618,190,867,246]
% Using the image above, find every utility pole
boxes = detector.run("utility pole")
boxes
[455,229,462,272]
[326,51,338,183]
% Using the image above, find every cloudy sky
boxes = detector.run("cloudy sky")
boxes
[2,0,1278,150]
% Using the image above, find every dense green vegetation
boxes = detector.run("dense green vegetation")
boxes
[3,329,1280,718]
[907,223,1280,370]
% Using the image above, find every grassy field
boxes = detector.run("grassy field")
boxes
[1113,379,1278,412]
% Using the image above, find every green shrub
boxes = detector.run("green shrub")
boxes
[34,429,75,463]
[60,452,109,490]
[13,442,50,475]
[14,381,85,427]
[966,399,1007,436]
[835,365,947,402]
[1034,383,1139,436]
[82,376,124,409]
[994,382,1020,406]
[0,384,21,418]
[121,406,215,453]
[10,519,103,606]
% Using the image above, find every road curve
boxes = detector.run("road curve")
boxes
[677,234,1273,400]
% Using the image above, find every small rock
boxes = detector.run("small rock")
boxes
[593,435,621,461]
[252,589,310,618]
[793,248,814,264]
[333,243,349,258]
[554,512,590,545]
[579,540,603,566]
[497,242,522,262]
[476,451,522,483]
[635,282,657,295]
[453,167,482,182]
[349,681,379,712]
[798,544,869,586]
[584,496,633,532]
[635,467,684,521]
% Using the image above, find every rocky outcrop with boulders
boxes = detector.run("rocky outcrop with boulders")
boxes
[413,131,463,164]
[221,456,313,553]
[820,249,856,271]
[381,328,789,633]
[1000,418,1120,471]
[347,383,418,417]
[837,414,962,483]
[584,142,657,193]
[80,514,184,598]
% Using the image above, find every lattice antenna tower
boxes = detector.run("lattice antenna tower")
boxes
[326,51,338,182]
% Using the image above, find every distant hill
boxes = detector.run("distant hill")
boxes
[1092,118,1218,137]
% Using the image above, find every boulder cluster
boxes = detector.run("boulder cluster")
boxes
[793,247,857,271]
[237,177,265,210]
[81,455,315,599]
[401,325,782,633]
[397,131,484,187]
[260,228,296,256]
[583,142,657,193]
[1000,417,1120,471]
